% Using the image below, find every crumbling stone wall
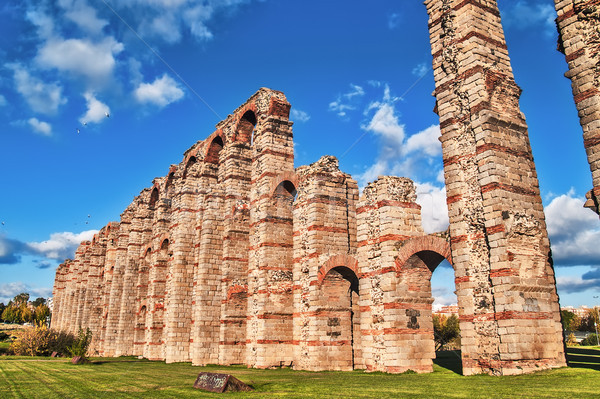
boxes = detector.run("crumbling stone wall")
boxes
[52,84,564,375]
[426,0,565,375]
[555,0,600,215]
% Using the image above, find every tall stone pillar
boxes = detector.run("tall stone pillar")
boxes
[555,0,600,215]
[144,177,172,360]
[103,208,132,356]
[98,222,119,355]
[73,242,91,331]
[164,157,198,363]
[426,0,565,375]
[50,261,69,331]
[219,141,252,364]
[247,92,295,368]
[292,156,359,371]
[190,141,225,366]
[356,177,428,373]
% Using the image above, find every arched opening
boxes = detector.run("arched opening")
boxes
[149,187,159,209]
[236,110,256,144]
[161,239,169,254]
[205,136,224,164]
[273,180,297,204]
[183,156,197,180]
[318,265,362,370]
[395,238,459,374]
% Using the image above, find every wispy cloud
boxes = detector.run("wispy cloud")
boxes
[134,74,184,107]
[500,0,556,37]
[7,63,67,115]
[28,117,52,136]
[388,13,400,30]
[290,108,310,123]
[329,84,365,117]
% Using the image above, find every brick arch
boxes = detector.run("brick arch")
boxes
[394,235,452,274]
[270,172,299,198]
[233,104,258,143]
[317,254,359,286]
[140,245,152,258]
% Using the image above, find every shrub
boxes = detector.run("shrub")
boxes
[581,333,600,346]
[67,328,92,359]
[47,330,76,356]
[10,323,53,356]
[566,333,578,346]
[0,332,10,341]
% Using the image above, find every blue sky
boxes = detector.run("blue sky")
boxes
[0,0,598,308]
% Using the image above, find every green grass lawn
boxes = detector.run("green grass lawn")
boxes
[0,349,599,398]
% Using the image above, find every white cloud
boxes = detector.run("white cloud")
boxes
[556,275,600,294]
[416,182,449,234]
[405,125,441,157]
[545,190,600,266]
[36,37,124,83]
[291,108,310,123]
[27,230,98,260]
[28,118,52,136]
[0,94,6,107]
[134,74,184,107]
[58,0,109,35]
[7,64,67,115]
[0,282,53,304]
[363,102,406,151]
[355,84,443,189]
[80,92,110,124]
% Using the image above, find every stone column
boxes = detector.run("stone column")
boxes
[103,208,133,356]
[98,222,119,355]
[164,158,198,363]
[426,0,565,375]
[190,144,225,366]
[219,142,252,365]
[247,94,295,368]
[555,0,600,215]
[356,177,427,373]
[292,156,359,371]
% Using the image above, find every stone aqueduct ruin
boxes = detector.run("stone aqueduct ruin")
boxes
[51,1,600,375]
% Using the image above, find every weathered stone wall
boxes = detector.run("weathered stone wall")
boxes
[426,0,565,375]
[51,82,564,375]
[555,0,600,215]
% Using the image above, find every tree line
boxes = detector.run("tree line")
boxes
[0,293,51,325]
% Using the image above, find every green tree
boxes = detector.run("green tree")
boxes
[19,304,33,323]
[561,309,576,331]
[0,302,5,321]
[2,305,20,324]
[13,293,29,306]
[31,297,46,307]
[34,304,51,324]
[579,308,600,332]
[433,314,460,351]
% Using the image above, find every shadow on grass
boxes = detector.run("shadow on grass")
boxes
[433,350,462,375]
[567,347,600,371]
